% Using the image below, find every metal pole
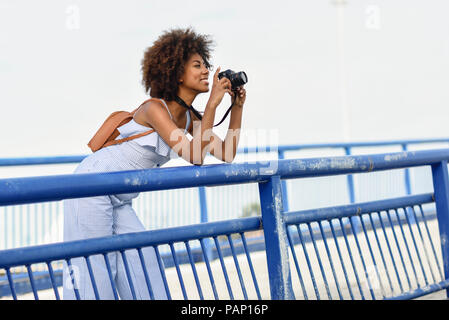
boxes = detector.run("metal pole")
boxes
[278,150,289,212]
[431,160,449,298]
[345,147,359,233]
[344,147,355,203]
[198,186,212,260]
[402,144,412,195]
[258,175,294,299]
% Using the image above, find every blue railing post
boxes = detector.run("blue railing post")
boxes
[258,175,294,300]
[344,147,356,204]
[402,144,412,195]
[402,144,417,225]
[345,147,359,233]
[431,160,449,298]
[198,186,213,260]
[278,150,289,212]
[198,186,209,224]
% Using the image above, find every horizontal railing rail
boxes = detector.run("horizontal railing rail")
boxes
[1,148,449,206]
[284,193,435,225]
[2,138,449,167]
[0,216,263,269]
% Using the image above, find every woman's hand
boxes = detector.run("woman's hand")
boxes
[207,67,233,108]
[231,86,246,108]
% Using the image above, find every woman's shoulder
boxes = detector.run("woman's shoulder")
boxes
[134,98,172,126]
[142,98,172,118]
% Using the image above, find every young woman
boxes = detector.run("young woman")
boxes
[62,28,246,299]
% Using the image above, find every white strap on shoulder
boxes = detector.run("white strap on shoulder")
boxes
[157,98,173,119]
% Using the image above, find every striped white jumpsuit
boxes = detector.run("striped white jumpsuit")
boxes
[62,99,191,300]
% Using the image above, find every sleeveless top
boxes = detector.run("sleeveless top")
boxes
[73,99,191,204]
[116,98,191,159]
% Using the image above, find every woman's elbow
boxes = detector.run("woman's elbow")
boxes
[223,154,235,164]
[190,155,204,166]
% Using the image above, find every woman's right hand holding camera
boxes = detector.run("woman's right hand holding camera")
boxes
[207,66,233,108]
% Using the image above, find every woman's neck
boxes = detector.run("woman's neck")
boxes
[177,87,196,106]
[166,90,197,121]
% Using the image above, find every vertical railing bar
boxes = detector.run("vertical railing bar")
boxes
[5,268,17,300]
[154,246,172,300]
[417,204,444,280]
[286,226,308,300]
[431,160,449,298]
[392,209,421,287]
[184,241,204,300]
[401,207,430,286]
[410,206,437,283]
[84,256,100,300]
[344,147,356,204]
[12,206,15,248]
[345,147,360,235]
[34,204,38,245]
[259,175,294,300]
[240,233,262,300]
[41,203,44,245]
[409,206,438,284]
[348,216,376,299]
[227,234,248,300]
[337,217,365,300]
[367,212,395,295]
[199,187,212,260]
[19,205,23,248]
[278,150,289,212]
[49,203,53,243]
[66,259,80,300]
[136,248,155,300]
[296,224,320,299]
[5,206,8,249]
[376,211,405,293]
[120,250,137,300]
[329,219,354,300]
[26,265,39,300]
[46,262,60,300]
[317,220,343,300]
[213,236,234,299]
[26,204,30,247]
[306,222,331,300]
[384,210,413,290]
[401,144,412,195]
[358,213,387,298]
[102,253,119,300]
[200,238,219,300]
[169,242,188,300]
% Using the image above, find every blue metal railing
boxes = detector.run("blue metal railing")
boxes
[1,138,449,250]
[1,148,449,299]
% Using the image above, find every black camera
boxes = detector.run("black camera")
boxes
[218,69,248,90]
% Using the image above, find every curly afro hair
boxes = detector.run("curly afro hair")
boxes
[141,27,214,101]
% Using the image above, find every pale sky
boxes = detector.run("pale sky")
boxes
[1,0,449,162]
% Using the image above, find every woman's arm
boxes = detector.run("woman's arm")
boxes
[188,86,246,163]
[142,68,233,165]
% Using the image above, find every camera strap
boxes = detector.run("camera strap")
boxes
[174,95,234,128]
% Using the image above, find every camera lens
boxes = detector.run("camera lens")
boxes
[232,71,248,88]
[239,72,248,84]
